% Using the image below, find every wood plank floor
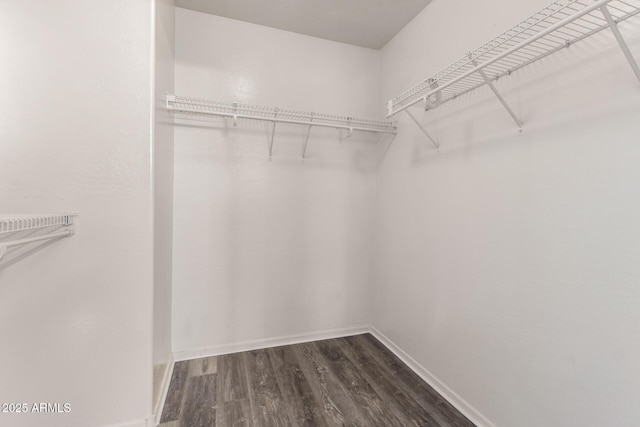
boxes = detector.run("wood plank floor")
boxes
[159,334,475,427]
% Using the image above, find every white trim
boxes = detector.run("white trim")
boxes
[153,354,175,426]
[369,327,495,427]
[173,325,369,361]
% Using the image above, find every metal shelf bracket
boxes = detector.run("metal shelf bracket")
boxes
[378,132,399,166]
[301,113,314,161]
[233,102,238,126]
[386,0,640,136]
[345,117,353,138]
[405,110,440,150]
[0,230,73,261]
[0,214,78,262]
[424,79,442,109]
[168,95,396,161]
[470,55,524,134]
[601,5,640,83]
[268,108,279,158]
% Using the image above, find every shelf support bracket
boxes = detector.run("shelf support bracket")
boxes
[0,229,73,261]
[378,132,398,166]
[471,56,523,133]
[405,110,439,149]
[301,113,314,161]
[233,103,238,126]
[166,94,175,110]
[424,79,442,109]
[268,108,279,158]
[600,5,640,84]
[346,117,353,138]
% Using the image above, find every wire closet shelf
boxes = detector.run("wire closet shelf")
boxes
[167,95,398,160]
[168,95,397,135]
[0,213,78,261]
[387,0,640,119]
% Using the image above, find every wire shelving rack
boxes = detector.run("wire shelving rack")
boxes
[167,95,397,160]
[0,213,78,261]
[387,0,640,147]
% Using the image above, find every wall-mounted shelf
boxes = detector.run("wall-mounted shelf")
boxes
[0,213,77,261]
[387,0,640,146]
[167,95,397,160]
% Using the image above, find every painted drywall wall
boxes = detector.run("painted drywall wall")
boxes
[152,0,175,414]
[172,8,382,353]
[0,2,153,427]
[376,0,640,426]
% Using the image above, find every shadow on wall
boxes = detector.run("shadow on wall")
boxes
[406,94,640,169]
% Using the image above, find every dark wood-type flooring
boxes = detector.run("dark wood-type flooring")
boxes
[159,333,474,427]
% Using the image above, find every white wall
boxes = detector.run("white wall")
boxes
[0,2,153,427]
[172,9,381,353]
[152,0,175,413]
[376,1,640,426]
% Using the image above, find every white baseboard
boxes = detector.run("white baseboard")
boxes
[369,327,495,427]
[153,354,175,426]
[173,325,369,361]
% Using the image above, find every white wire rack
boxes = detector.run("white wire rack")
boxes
[387,0,640,144]
[168,95,397,159]
[0,213,78,261]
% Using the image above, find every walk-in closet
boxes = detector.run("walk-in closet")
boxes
[2,0,639,426]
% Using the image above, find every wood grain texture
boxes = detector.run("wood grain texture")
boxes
[217,352,250,403]
[355,334,475,426]
[243,349,290,427]
[160,360,189,423]
[217,398,254,426]
[314,339,405,427]
[189,355,218,377]
[267,346,328,427]
[295,341,373,426]
[181,374,217,426]
[159,334,476,427]
[335,336,442,426]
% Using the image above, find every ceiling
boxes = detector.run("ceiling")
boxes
[175,0,432,50]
